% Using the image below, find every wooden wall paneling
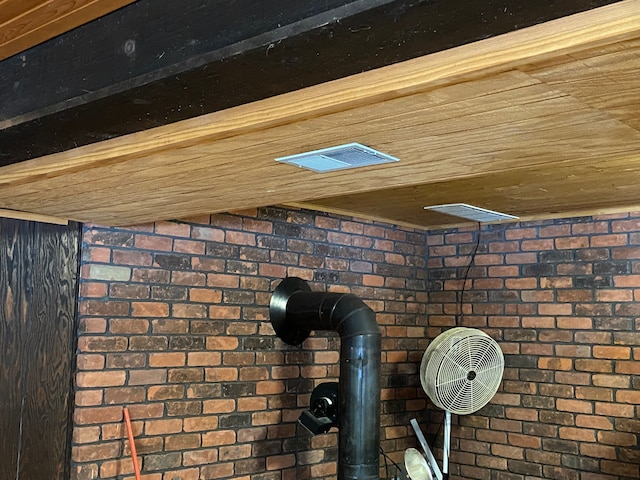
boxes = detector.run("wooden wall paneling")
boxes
[18,222,80,480]
[0,218,80,480]
[0,219,30,480]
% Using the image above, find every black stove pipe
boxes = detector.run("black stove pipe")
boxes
[270,277,381,480]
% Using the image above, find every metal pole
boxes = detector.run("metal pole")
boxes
[443,411,451,480]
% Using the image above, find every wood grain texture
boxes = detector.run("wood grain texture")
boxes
[0,208,69,225]
[0,218,80,480]
[18,222,80,480]
[0,219,29,480]
[0,1,639,228]
[0,0,136,61]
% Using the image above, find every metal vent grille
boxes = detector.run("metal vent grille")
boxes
[276,143,398,173]
[424,203,518,223]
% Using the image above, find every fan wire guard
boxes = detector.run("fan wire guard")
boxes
[420,327,504,415]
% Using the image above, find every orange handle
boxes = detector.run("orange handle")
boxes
[123,407,142,480]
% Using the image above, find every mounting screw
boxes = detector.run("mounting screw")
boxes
[124,39,136,56]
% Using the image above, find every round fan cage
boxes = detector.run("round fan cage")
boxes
[420,327,504,415]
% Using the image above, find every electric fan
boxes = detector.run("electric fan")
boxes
[420,327,504,415]
[407,327,504,480]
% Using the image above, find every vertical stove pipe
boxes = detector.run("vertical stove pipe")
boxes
[270,277,381,480]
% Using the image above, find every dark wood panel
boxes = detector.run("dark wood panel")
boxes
[18,222,80,480]
[0,218,80,480]
[0,219,31,480]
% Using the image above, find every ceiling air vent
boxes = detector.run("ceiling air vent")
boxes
[424,203,518,223]
[276,143,399,173]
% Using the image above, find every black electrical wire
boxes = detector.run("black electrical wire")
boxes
[295,420,301,479]
[379,446,403,479]
[456,222,482,327]
[429,414,444,451]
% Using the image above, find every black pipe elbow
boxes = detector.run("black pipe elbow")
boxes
[269,277,381,480]
[329,294,379,338]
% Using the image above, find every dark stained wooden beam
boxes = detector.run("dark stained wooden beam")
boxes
[0,0,621,166]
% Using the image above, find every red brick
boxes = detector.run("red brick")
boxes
[145,419,183,435]
[580,443,617,460]
[362,274,384,287]
[556,399,593,413]
[617,390,640,404]
[576,414,613,430]
[555,237,588,249]
[81,282,108,298]
[209,305,241,319]
[172,303,207,318]
[616,361,640,375]
[521,290,554,302]
[595,402,635,418]
[575,359,612,373]
[202,430,236,447]
[491,444,523,459]
[72,442,121,462]
[75,390,103,406]
[135,234,172,251]
[505,277,537,289]
[519,316,552,329]
[206,336,239,350]
[76,371,126,387]
[598,430,637,446]
[554,346,589,359]
[505,227,536,239]
[256,381,285,395]
[149,352,186,367]
[73,426,100,443]
[109,318,149,334]
[559,427,596,442]
[131,302,169,317]
[74,406,123,425]
[538,358,572,371]
[128,369,167,385]
[187,352,222,366]
[540,277,573,289]
[521,239,554,251]
[595,289,633,302]
[165,433,201,451]
[557,317,592,329]
[183,448,219,466]
[505,408,538,421]
[148,385,184,401]
[593,374,630,388]
[76,354,105,370]
[172,271,206,286]
[189,288,222,303]
[594,346,631,359]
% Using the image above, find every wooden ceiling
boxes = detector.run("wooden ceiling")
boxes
[0,0,135,61]
[1,1,640,229]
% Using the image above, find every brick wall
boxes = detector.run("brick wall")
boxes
[72,207,429,480]
[426,213,640,480]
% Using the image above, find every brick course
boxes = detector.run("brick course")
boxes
[72,207,428,480]
[427,213,640,480]
[73,208,640,480]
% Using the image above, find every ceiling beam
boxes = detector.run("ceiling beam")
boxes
[0,1,638,227]
[0,0,620,166]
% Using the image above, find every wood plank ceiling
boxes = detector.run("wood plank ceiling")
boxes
[0,0,136,61]
[1,0,639,229]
